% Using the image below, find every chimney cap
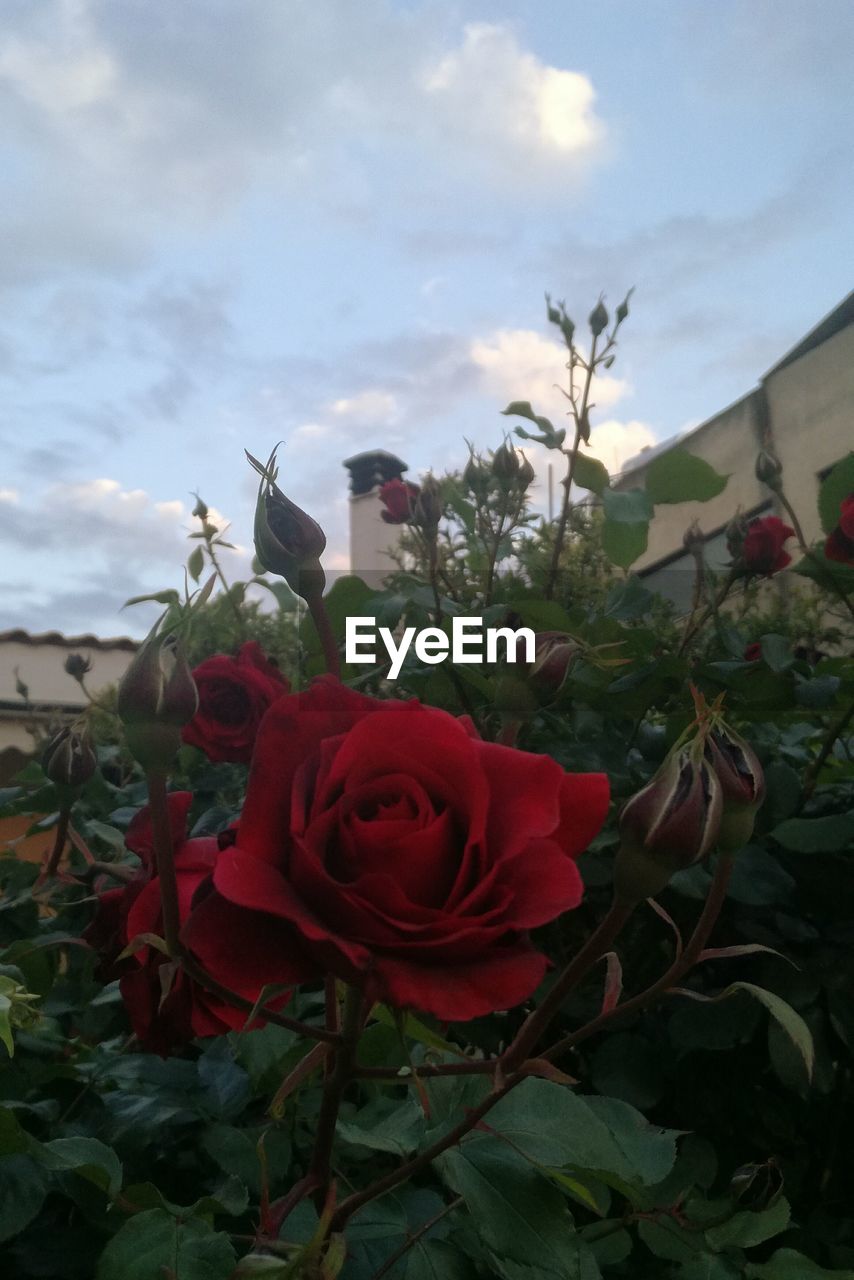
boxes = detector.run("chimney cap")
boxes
[343,450,408,496]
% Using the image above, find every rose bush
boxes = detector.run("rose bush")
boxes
[182,640,289,762]
[825,491,854,564]
[185,677,609,1020]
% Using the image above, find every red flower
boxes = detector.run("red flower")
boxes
[743,642,762,662]
[182,642,289,763]
[87,793,308,1054]
[741,515,795,576]
[825,493,854,565]
[184,678,609,1021]
[379,478,420,524]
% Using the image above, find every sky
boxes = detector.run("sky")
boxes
[1,0,852,639]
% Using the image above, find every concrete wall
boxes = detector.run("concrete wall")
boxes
[349,489,404,576]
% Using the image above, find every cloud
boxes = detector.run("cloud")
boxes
[587,418,657,474]
[470,328,631,422]
[424,24,604,167]
[329,389,399,426]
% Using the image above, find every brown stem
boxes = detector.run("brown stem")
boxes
[44,806,71,877]
[308,986,364,1201]
[145,770,182,955]
[308,592,341,679]
[544,852,734,1062]
[205,536,246,637]
[371,1196,464,1280]
[677,571,737,656]
[180,952,342,1045]
[355,1059,497,1080]
[544,430,580,601]
[501,898,634,1073]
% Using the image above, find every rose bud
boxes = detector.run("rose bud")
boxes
[412,474,443,531]
[755,448,783,491]
[729,1160,784,1212]
[725,512,750,561]
[64,652,92,682]
[191,492,209,521]
[615,288,633,326]
[117,632,198,771]
[614,738,723,903]
[588,298,609,337]
[517,454,536,488]
[740,515,795,577]
[379,477,420,524]
[492,441,522,483]
[42,726,96,793]
[530,632,577,694]
[463,451,490,496]
[247,448,327,601]
[705,722,765,853]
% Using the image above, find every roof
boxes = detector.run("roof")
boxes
[762,289,854,378]
[0,629,138,652]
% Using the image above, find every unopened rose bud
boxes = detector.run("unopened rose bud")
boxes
[463,453,489,496]
[589,299,609,338]
[492,441,521,483]
[682,520,705,553]
[518,455,535,488]
[615,288,634,326]
[614,738,723,903]
[247,449,327,601]
[412,474,443,530]
[530,632,576,693]
[705,722,765,853]
[117,633,198,770]
[64,652,92,682]
[729,1160,784,1212]
[192,492,209,521]
[42,727,96,792]
[755,448,783,491]
[725,513,750,560]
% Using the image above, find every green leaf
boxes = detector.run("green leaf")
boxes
[644,448,729,504]
[437,1138,583,1277]
[760,633,794,672]
[601,517,649,568]
[187,545,205,583]
[96,1209,236,1280]
[502,402,557,438]
[689,984,814,1079]
[483,1079,679,1189]
[677,1256,743,1279]
[338,1099,425,1156]
[772,812,854,853]
[42,1137,122,1197]
[818,452,854,534]
[746,1248,854,1279]
[601,486,653,524]
[0,1154,50,1243]
[705,1195,790,1249]
[572,454,609,495]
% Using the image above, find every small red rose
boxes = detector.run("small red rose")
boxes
[87,792,309,1054]
[741,515,795,576]
[379,478,420,524]
[184,678,609,1022]
[825,493,854,565]
[182,641,289,763]
[743,642,762,662]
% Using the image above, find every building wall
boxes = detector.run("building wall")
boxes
[349,489,403,576]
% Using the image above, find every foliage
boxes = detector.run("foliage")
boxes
[2,294,854,1279]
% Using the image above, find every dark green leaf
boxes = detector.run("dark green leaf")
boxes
[96,1209,236,1280]
[601,517,649,568]
[644,448,728,504]
[42,1137,122,1197]
[601,487,653,524]
[817,452,854,535]
[746,1248,854,1278]
[0,1154,49,1243]
[572,454,610,495]
[772,813,854,852]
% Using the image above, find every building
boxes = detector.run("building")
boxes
[0,629,136,783]
[612,291,854,608]
[343,450,409,578]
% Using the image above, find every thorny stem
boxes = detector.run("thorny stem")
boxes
[677,571,738,656]
[204,532,247,637]
[180,952,342,1045]
[545,851,735,1062]
[308,986,365,1200]
[799,694,854,807]
[501,898,634,1073]
[145,770,182,956]
[308,592,341,679]
[545,334,599,601]
[44,806,71,877]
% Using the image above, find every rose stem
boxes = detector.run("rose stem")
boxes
[331,855,733,1231]
[44,806,71,877]
[308,985,364,1202]
[500,897,634,1073]
[308,592,341,679]
[180,952,341,1045]
[544,851,734,1062]
[145,769,182,956]
[799,694,854,808]
[371,1197,464,1280]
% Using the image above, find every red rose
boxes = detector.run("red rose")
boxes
[88,792,308,1054]
[825,493,854,565]
[379,478,419,524]
[184,678,609,1021]
[741,515,795,576]
[743,642,762,662]
[182,641,289,763]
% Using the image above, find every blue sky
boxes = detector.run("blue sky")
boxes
[1,0,852,637]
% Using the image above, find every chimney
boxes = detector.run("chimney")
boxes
[343,450,409,578]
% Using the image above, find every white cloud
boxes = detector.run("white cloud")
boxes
[330,389,399,425]
[587,418,658,474]
[0,487,19,504]
[424,24,604,165]
[470,328,631,422]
